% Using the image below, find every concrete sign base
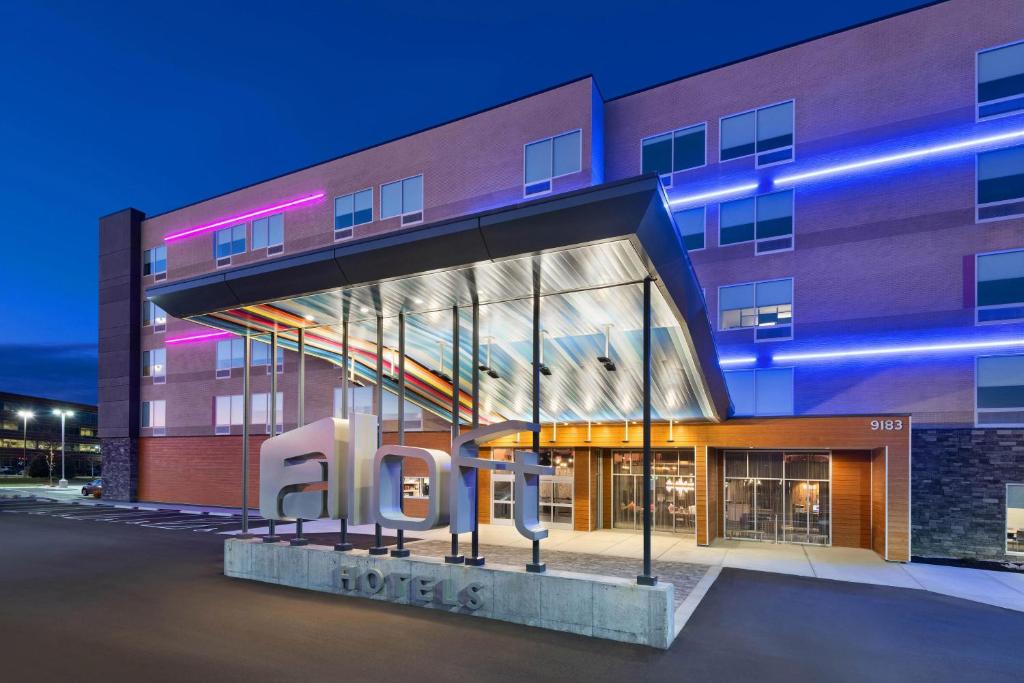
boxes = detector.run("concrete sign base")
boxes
[225,538,675,649]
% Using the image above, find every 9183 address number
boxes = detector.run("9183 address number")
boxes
[870,419,903,431]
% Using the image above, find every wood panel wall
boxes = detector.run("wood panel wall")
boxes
[871,447,887,557]
[488,415,911,561]
[831,450,872,549]
[573,449,592,531]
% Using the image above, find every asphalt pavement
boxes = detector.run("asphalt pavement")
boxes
[2,500,1023,682]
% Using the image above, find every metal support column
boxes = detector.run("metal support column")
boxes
[263,336,282,542]
[446,304,466,564]
[335,319,353,552]
[391,312,410,558]
[465,300,485,566]
[369,314,388,555]
[297,327,306,427]
[526,265,545,573]
[239,330,253,538]
[637,277,658,586]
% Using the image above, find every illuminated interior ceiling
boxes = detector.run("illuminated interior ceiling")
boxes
[150,176,731,424]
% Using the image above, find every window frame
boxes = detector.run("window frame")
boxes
[976,39,1024,122]
[975,353,1024,428]
[523,128,584,198]
[976,144,1024,223]
[251,213,285,256]
[718,189,795,254]
[142,300,167,334]
[213,223,247,267]
[718,99,796,168]
[143,246,167,281]
[723,367,795,416]
[975,247,1024,325]
[142,348,166,384]
[672,205,706,252]
[141,399,166,436]
[380,174,424,226]
[639,122,707,189]
[1007,483,1024,556]
[333,187,374,242]
[717,277,794,342]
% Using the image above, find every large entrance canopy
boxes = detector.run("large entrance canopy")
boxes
[149,177,732,425]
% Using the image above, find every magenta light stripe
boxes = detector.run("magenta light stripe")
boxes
[166,330,233,345]
[164,192,326,242]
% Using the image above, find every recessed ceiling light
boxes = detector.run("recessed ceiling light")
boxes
[360,306,370,314]
[413,298,424,305]
[304,314,315,322]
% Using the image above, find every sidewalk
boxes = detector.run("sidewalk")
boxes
[11,486,1023,613]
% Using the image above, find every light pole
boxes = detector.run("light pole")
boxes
[16,410,33,478]
[52,409,74,488]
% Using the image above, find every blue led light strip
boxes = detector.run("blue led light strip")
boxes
[773,128,1024,186]
[772,338,1024,363]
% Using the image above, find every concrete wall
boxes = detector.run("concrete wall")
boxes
[224,539,676,648]
[912,427,1024,561]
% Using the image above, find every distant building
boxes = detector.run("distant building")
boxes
[0,392,100,478]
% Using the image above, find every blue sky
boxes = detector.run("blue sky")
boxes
[0,0,926,403]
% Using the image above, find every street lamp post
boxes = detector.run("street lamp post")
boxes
[16,410,34,478]
[52,409,74,488]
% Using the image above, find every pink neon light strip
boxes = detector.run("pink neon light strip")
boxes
[166,330,234,345]
[164,193,326,242]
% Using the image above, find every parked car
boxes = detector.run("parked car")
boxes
[81,478,102,498]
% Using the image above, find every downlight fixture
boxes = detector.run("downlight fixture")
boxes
[597,324,616,371]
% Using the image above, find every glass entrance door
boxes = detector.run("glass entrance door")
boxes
[490,448,574,529]
[724,450,831,545]
[611,450,696,534]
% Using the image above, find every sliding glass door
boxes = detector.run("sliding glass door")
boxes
[724,450,831,545]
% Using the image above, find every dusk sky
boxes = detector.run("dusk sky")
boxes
[0,0,925,404]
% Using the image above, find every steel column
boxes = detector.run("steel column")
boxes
[465,300,485,566]
[240,330,253,538]
[335,318,353,551]
[527,264,545,573]
[391,312,410,558]
[638,277,658,586]
[369,314,388,555]
[446,305,466,564]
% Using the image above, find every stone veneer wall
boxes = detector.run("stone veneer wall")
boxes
[101,437,138,502]
[912,428,1024,561]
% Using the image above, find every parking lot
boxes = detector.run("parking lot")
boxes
[0,495,268,533]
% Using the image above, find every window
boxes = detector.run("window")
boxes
[143,246,167,280]
[214,395,244,435]
[976,354,1024,427]
[143,301,167,333]
[381,174,423,226]
[252,213,284,255]
[215,338,244,378]
[141,400,166,435]
[673,206,705,251]
[724,368,794,416]
[720,100,794,166]
[252,340,284,373]
[977,249,1024,324]
[142,348,166,384]
[252,392,284,435]
[977,144,1024,221]
[719,278,793,341]
[332,386,423,430]
[720,190,794,253]
[334,188,373,240]
[1008,484,1024,555]
[524,129,582,197]
[978,41,1024,120]
[213,223,246,266]
[641,123,705,186]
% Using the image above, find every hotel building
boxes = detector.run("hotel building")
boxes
[99,0,1024,563]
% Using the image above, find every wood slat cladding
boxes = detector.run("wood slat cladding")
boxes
[487,416,911,561]
[573,449,592,531]
[831,451,872,549]
[872,447,888,557]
